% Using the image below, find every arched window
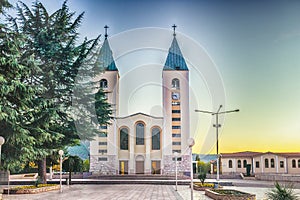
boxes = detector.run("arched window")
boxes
[292,159,296,168]
[228,160,233,168]
[243,160,247,168]
[298,160,300,168]
[237,160,241,168]
[271,158,275,168]
[120,128,128,150]
[152,127,161,150]
[136,122,144,145]
[100,79,108,88]
[172,78,180,89]
[265,158,269,168]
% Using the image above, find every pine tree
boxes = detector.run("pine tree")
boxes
[7,0,111,182]
[0,9,41,170]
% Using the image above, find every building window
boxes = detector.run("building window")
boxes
[243,160,247,168]
[237,160,241,168]
[280,161,284,168]
[172,150,181,153]
[172,142,181,145]
[98,133,107,137]
[265,159,269,168]
[298,160,300,168]
[172,78,180,89]
[98,149,107,154]
[172,126,181,129]
[172,118,180,121]
[229,160,233,168]
[152,127,160,150]
[136,122,145,145]
[292,159,296,168]
[172,110,181,113]
[100,125,107,129]
[256,161,260,168]
[172,134,181,138]
[98,157,107,161]
[172,101,180,106]
[120,128,129,150]
[100,79,108,88]
[271,158,275,168]
[99,142,107,145]
[172,157,182,161]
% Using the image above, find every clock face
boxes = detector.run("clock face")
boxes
[172,92,180,100]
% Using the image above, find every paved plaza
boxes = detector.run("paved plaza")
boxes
[1,179,300,200]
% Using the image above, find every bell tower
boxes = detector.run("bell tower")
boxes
[162,25,190,172]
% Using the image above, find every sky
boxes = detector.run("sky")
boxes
[9,0,300,154]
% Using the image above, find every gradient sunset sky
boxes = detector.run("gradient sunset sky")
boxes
[10,0,300,154]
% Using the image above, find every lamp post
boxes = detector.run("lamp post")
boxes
[195,105,239,181]
[188,138,195,200]
[0,136,5,166]
[58,150,64,193]
[174,152,179,191]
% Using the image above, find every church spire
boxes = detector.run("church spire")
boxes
[104,25,109,39]
[172,24,177,37]
[98,25,118,71]
[163,25,188,71]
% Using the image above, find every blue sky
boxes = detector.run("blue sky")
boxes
[9,0,300,153]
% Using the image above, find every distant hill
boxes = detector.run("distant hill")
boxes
[67,141,89,160]
[193,154,217,163]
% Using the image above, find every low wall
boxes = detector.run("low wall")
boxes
[256,174,300,182]
[205,189,256,200]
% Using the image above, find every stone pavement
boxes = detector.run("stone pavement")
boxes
[1,184,185,200]
[2,179,300,200]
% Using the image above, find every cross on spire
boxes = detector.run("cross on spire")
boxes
[104,25,109,39]
[172,24,177,36]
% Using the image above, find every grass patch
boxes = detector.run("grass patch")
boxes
[11,184,57,190]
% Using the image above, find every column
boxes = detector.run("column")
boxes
[129,127,135,174]
[145,127,151,174]
[276,156,279,173]
[253,158,255,174]
[261,156,264,173]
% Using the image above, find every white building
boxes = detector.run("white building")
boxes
[90,26,191,175]
[221,151,300,175]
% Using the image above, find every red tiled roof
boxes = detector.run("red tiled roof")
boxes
[221,151,300,158]
[221,151,261,158]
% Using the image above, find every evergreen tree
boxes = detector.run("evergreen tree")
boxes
[5,0,111,182]
[0,7,40,170]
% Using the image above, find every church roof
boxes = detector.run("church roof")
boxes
[98,37,118,71]
[163,36,188,71]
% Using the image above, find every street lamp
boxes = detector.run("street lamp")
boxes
[58,150,64,193]
[188,138,195,200]
[174,152,179,191]
[195,105,239,181]
[0,136,5,167]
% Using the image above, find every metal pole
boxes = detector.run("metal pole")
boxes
[216,113,219,182]
[190,147,193,200]
[175,155,178,191]
[0,145,2,166]
[60,154,62,193]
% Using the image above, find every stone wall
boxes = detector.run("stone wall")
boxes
[256,173,300,182]
[163,155,191,175]
[90,155,117,175]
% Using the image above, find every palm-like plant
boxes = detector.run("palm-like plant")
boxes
[266,182,298,200]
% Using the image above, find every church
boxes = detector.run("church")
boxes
[90,25,191,175]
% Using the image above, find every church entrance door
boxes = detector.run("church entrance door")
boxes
[136,161,144,174]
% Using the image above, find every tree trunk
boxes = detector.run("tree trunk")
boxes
[38,157,47,184]
[69,169,72,185]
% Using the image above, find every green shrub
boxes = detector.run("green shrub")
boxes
[266,182,298,200]
[198,173,206,184]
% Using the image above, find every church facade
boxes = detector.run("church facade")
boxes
[90,27,191,175]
